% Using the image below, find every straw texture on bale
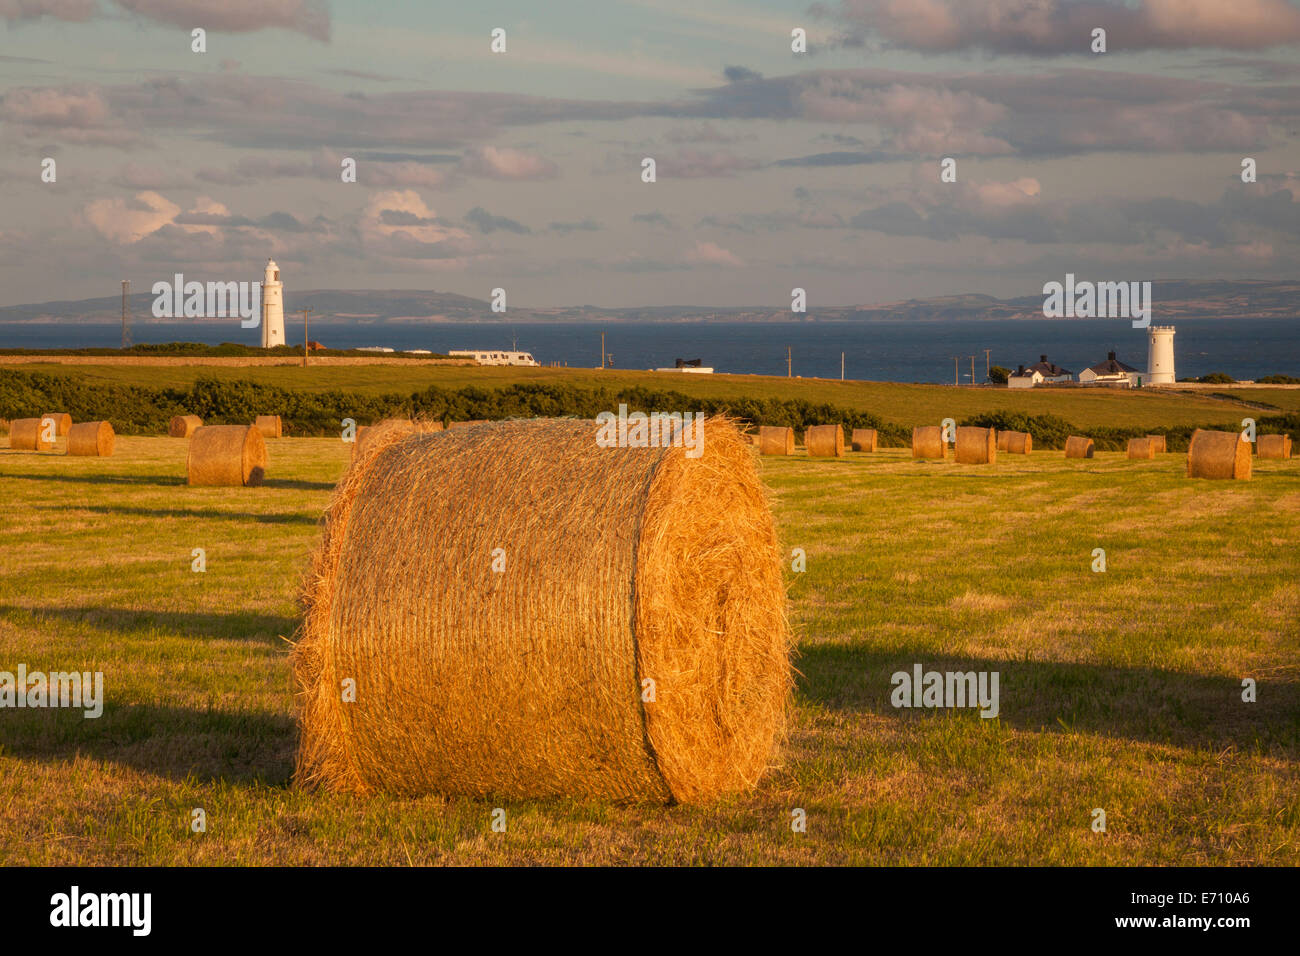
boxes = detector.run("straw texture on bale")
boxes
[187,425,267,487]
[911,425,947,459]
[293,417,792,804]
[1064,436,1094,459]
[1256,434,1292,459]
[1002,430,1032,454]
[757,426,795,456]
[805,424,844,457]
[66,421,115,457]
[1187,429,1251,480]
[169,415,202,437]
[448,420,490,429]
[353,419,443,459]
[850,428,878,452]
[8,418,55,451]
[254,415,283,438]
[954,426,996,464]
[1127,437,1155,459]
[1145,434,1167,454]
[40,412,71,437]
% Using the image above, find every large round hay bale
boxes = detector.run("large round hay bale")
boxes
[187,425,267,487]
[1145,434,1167,454]
[1256,434,1292,459]
[169,415,202,438]
[1064,436,1094,459]
[66,421,115,457]
[996,431,1009,452]
[1003,431,1032,454]
[1127,437,1155,459]
[353,419,443,459]
[40,412,71,437]
[757,426,794,456]
[8,418,55,451]
[293,417,791,803]
[912,426,947,459]
[805,424,844,457]
[850,428,877,452]
[253,415,283,439]
[448,420,489,429]
[954,426,996,464]
[1187,429,1251,480]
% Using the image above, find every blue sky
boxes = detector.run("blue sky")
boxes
[1,0,1298,308]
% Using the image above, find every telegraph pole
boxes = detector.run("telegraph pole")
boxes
[600,332,605,369]
[120,280,131,349]
[302,307,314,367]
[787,346,792,378]
[983,348,992,382]
[841,351,845,381]
[952,356,959,386]
[970,355,976,387]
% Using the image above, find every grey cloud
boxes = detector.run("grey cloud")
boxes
[464,206,531,235]
[550,219,601,234]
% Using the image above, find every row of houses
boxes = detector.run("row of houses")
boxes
[1008,351,1142,389]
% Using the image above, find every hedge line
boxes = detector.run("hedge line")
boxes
[1,370,1295,451]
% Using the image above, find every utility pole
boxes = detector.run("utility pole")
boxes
[120,280,131,350]
[970,355,976,387]
[787,346,792,378]
[983,348,992,382]
[952,356,959,387]
[302,307,314,367]
[841,351,845,381]
[600,332,605,369]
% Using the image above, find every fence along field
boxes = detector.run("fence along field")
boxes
[0,411,1296,864]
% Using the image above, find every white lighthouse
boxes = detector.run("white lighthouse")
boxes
[261,258,285,348]
[1146,326,1176,385]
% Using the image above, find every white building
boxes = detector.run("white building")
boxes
[448,349,539,367]
[261,258,285,348]
[1147,326,1176,385]
[1079,351,1142,387]
[1008,355,1073,389]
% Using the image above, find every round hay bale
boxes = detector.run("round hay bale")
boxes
[1145,434,1167,454]
[1064,436,1094,459]
[293,417,792,803]
[1003,431,1032,454]
[66,421,115,457]
[40,412,71,437]
[187,425,267,487]
[1126,437,1155,459]
[254,415,283,439]
[353,419,443,459]
[954,426,996,464]
[169,415,202,438]
[850,428,878,452]
[911,426,947,459]
[1187,429,1251,479]
[805,424,844,458]
[1256,434,1292,460]
[9,418,55,451]
[996,431,1009,452]
[448,419,490,429]
[757,426,795,456]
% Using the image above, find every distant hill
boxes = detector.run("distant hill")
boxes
[2,279,1295,325]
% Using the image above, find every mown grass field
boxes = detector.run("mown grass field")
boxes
[2,360,1267,430]
[1,426,1296,865]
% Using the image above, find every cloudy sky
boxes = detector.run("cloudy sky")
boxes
[1,0,1298,308]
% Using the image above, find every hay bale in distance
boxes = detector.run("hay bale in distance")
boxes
[254,415,283,439]
[757,426,794,456]
[353,419,443,459]
[850,428,877,452]
[1127,437,1155,459]
[66,421,115,457]
[187,425,267,487]
[1187,429,1251,480]
[954,426,996,464]
[912,426,947,459]
[8,418,55,451]
[293,417,791,803]
[805,424,844,457]
[169,415,202,438]
[40,412,72,437]
[1003,431,1032,454]
[1064,436,1094,459]
[1256,434,1292,459]
[1145,434,1167,454]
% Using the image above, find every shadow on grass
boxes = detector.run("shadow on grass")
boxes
[0,605,297,643]
[0,471,184,486]
[34,503,321,526]
[261,478,338,491]
[799,641,1300,756]
[0,702,296,786]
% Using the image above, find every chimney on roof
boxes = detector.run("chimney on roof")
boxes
[1040,354,1047,363]
[1017,364,1026,375]
[1108,351,1116,361]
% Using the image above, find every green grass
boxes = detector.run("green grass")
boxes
[0,361,1263,430]
[0,436,1296,864]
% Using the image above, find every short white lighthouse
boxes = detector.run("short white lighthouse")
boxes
[261,258,285,348]
[1146,326,1175,385]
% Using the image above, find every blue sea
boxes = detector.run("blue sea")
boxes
[1,318,1296,383]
